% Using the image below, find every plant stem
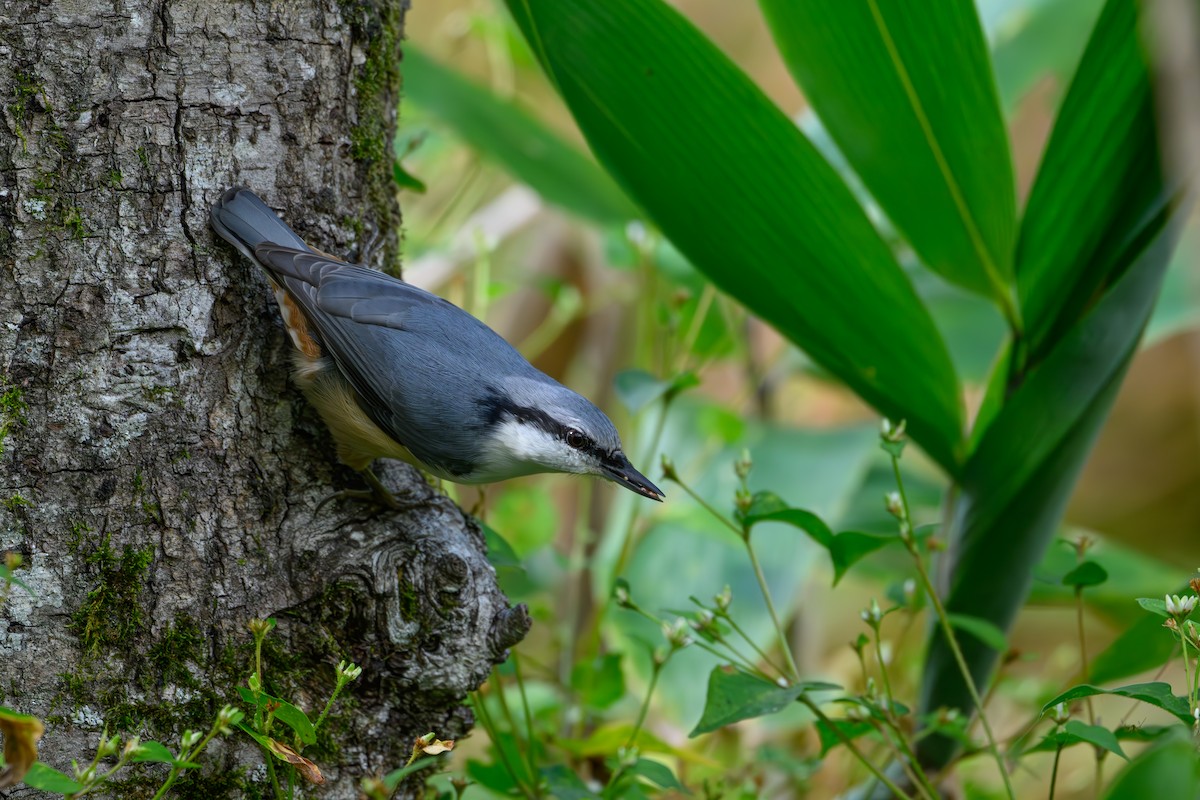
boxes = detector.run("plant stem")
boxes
[625,661,662,751]
[473,691,536,799]
[151,718,224,800]
[797,694,913,800]
[1179,627,1194,712]
[491,672,525,759]
[314,678,349,733]
[873,719,936,800]
[612,397,671,578]
[743,535,801,683]
[266,757,284,800]
[872,631,939,800]
[1049,743,1063,800]
[889,455,1014,800]
[513,653,542,800]
[668,475,800,682]
[720,610,790,680]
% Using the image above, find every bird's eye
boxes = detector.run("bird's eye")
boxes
[565,429,587,450]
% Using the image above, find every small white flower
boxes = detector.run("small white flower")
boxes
[336,660,363,681]
[1166,594,1198,618]
[861,598,883,626]
[663,618,693,649]
[1051,702,1069,725]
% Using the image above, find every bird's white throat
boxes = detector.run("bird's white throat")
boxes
[473,419,593,482]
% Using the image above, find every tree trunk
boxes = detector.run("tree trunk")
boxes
[0,0,528,796]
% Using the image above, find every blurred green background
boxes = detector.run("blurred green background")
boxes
[391,2,1199,797]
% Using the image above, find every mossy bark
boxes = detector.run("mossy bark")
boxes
[0,1,528,797]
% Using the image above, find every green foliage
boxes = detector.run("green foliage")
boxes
[1102,734,1200,798]
[689,667,836,736]
[410,0,1190,795]
[504,0,967,475]
[761,0,1016,307]
[404,44,638,225]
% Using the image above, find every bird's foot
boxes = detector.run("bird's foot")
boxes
[313,468,421,514]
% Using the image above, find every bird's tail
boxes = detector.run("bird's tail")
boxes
[209,187,311,264]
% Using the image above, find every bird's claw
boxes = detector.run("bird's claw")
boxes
[314,469,420,515]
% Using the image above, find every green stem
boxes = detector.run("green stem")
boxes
[625,661,662,751]
[675,282,716,375]
[314,678,349,733]
[669,473,800,682]
[798,694,913,800]
[151,720,223,800]
[266,757,284,800]
[743,535,801,683]
[1048,743,1063,800]
[1075,586,1096,726]
[873,719,936,800]
[889,455,1014,800]
[720,611,789,681]
[513,653,542,800]
[612,398,672,578]
[871,629,937,800]
[1179,627,1194,712]
[473,692,536,799]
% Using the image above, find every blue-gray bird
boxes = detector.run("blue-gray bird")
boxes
[209,187,663,508]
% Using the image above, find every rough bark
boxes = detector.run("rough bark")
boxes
[0,1,528,797]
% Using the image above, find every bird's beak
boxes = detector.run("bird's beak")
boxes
[602,456,665,501]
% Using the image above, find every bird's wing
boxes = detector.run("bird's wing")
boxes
[252,245,535,476]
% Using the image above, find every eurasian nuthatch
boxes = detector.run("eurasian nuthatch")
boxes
[209,187,663,507]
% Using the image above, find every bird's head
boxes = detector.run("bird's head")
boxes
[477,382,664,501]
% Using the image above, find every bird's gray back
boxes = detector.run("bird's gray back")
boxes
[253,247,562,477]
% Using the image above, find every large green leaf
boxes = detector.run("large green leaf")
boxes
[760,0,1016,308]
[503,0,965,473]
[915,0,1174,764]
[402,45,639,226]
[1103,735,1200,799]
[917,206,1178,766]
[1016,0,1162,359]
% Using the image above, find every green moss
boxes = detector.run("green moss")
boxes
[171,767,259,800]
[146,613,205,690]
[397,576,420,624]
[7,71,42,152]
[66,519,93,554]
[0,382,26,455]
[69,531,155,657]
[339,0,405,275]
[3,493,30,512]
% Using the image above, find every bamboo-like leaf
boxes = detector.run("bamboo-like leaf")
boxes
[915,1,1175,762]
[761,0,1016,307]
[917,207,1178,766]
[1016,0,1163,359]
[402,45,639,226]
[503,0,965,473]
